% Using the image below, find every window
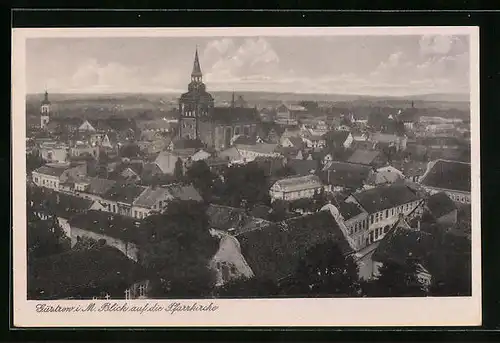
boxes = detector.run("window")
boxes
[375,229,379,240]
[139,284,146,297]
[385,209,389,218]
[369,231,374,244]
[134,210,138,218]
[124,289,131,300]
[370,215,374,224]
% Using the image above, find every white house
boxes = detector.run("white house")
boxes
[269,175,324,202]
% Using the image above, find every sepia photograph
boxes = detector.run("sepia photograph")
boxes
[12,26,481,327]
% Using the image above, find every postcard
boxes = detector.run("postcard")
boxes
[12,26,481,327]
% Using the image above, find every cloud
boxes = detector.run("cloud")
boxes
[203,37,281,83]
[419,35,468,56]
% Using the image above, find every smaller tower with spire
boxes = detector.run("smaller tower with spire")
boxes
[40,89,51,129]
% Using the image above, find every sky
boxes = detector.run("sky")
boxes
[26,34,471,96]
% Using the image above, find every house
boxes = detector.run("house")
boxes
[32,164,87,190]
[28,245,149,300]
[101,184,148,218]
[419,159,471,204]
[275,104,306,125]
[253,156,286,177]
[78,119,97,132]
[390,160,428,183]
[191,149,212,161]
[323,131,353,149]
[279,136,305,150]
[76,177,117,200]
[347,149,386,167]
[235,211,354,282]
[218,147,244,164]
[69,143,100,159]
[234,143,280,162]
[425,192,458,226]
[320,161,372,192]
[154,151,186,175]
[287,159,319,177]
[345,184,423,249]
[269,175,324,202]
[365,165,405,187]
[29,189,95,238]
[302,135,326,149]
[206,204,273,236]
[370,219,435,287]
[68,210,142,261]
[369,133,407,151]
[38,143,68,163]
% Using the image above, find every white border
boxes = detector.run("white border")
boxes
[12,26,481,327]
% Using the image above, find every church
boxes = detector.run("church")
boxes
[177,48,261,151]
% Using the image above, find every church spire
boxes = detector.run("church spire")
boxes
[191,46,202,78]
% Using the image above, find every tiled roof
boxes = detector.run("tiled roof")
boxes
[28,245,145,300]
[351,184,420,214]
[420,160,471,193]
[210,107,259,124]
[85,177,117,195]
[30,191,93,219]
[272,175,322,192]
[347,149,382,165]
[322,130,349,146]
[337,201,364,221]
[287,159,318,176]
[133,186,169,208]
[237,211,354,281]
[320,161,371,189]
[162,183,203,202]
[206,204,272,235]
[103,184,147,204]
[372,225,436,265]
[33,165,68,177]
[235,143,278,155]
[426,192,457,219]
[68,210,141,242]
[286,136,305,148]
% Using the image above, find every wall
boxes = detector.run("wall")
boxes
[71,226,139,262]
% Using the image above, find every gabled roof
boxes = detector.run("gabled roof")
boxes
[347,149,383,165]
[237,211,354,281]
[420,160,471,193]
[30,191,93,218]
[285,136,305,148]
[103,184,147,204]
[372,225,436,265]
[337,201,365,221]
[426,192,457,219]
[351,184,420,214]
[33,165,68,177]
[207,204,272,235]
[162,183,203,202]
[87,177,117,196]
[322,130,350,146]
[287,159,318,176]
[28,245,146,300]
[235,143,278,155]
[68,210,141,242]
[320,161,371,189]
[272,175,322,192]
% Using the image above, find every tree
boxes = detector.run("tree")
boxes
[174,157,184,181]
[185,160,217,201]
[138,200,219,298]
[26,152,43,173]
[216,276,280,298]
[367,259,427,297]
[119,143,141,158]
[282,241,361,297]
[219,162,271,208]
[27,210,69,262]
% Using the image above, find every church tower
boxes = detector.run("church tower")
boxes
[40,90,51,129]
[178,47,214,140]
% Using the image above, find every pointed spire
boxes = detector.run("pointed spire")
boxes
[191,45,202,77]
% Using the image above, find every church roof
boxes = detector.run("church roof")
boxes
[210,107,259,124]
[192,47,202,76]
[41,91,51,105]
